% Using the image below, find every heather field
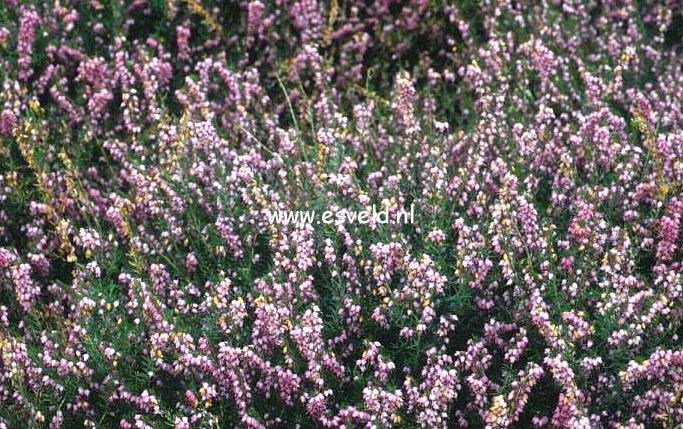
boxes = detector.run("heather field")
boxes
[2,0,683,428]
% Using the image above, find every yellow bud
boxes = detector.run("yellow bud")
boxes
[28,99,41,111]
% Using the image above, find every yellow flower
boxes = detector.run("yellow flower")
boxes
[27,99,41,112]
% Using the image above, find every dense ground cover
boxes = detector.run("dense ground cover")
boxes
[2,0,683,428]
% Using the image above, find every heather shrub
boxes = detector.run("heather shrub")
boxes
[1,1,683,428]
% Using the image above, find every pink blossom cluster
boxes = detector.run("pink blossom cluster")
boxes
[1,0,683,428]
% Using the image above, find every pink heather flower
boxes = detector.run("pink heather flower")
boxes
[176,24,191,61]
[247,1,266,35]
[391,71,419,136]
[560,256,574,273]
[657,217,678,259]
[184,390,197,407]
[0,27,9,44]
[173,417,190,429]
[0,110,16,136]
[49,411,64,429]
[74,228,103,253]
[289,0,323,43]
[7,263,40,312]
[185,252,198,272]
[17,8,42,81]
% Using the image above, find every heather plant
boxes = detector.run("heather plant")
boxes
[2,0,683,428]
